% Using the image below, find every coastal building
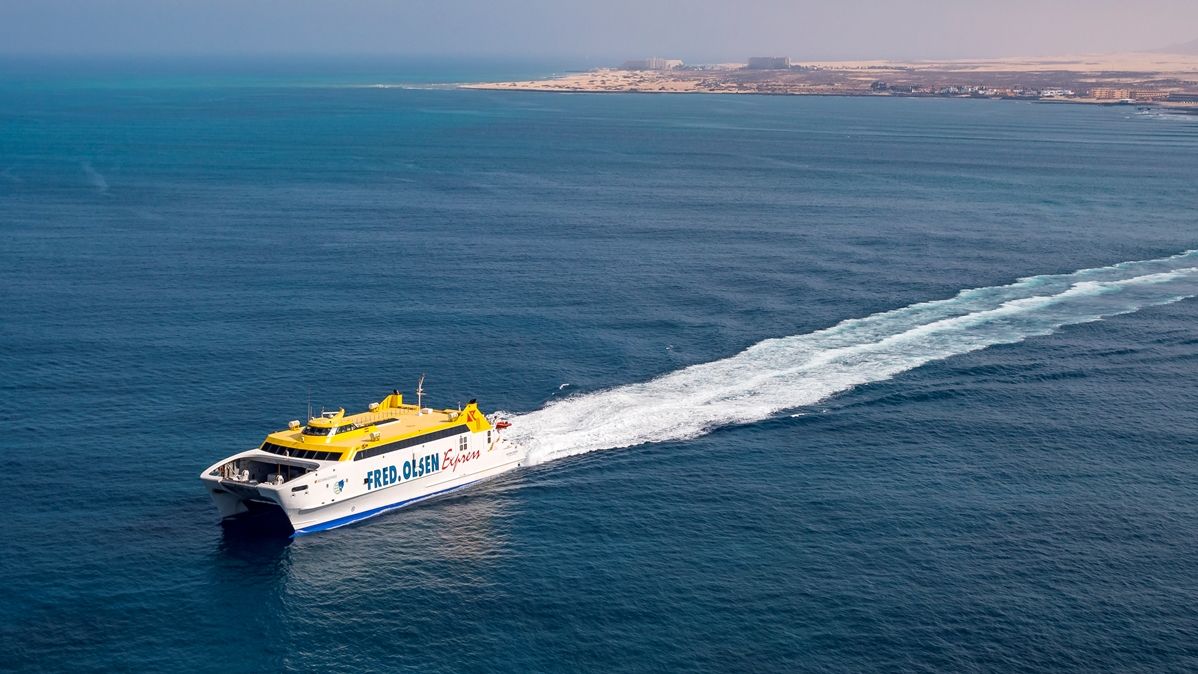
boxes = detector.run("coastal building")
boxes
[1166,92,1198,103]
[1040,88,1076,98]
[1130,90,1169,101]
[978,87,1017,98]
[1090,88,1131,100]
[620,57,684,71]
[747,56,791,70]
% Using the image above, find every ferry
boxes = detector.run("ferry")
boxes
[199,380,521,535]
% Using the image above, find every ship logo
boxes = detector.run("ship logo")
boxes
[334,479,344,494]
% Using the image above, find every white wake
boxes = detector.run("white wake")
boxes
[505,250,1198,465]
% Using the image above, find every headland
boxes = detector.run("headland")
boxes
[463,52,1198,110]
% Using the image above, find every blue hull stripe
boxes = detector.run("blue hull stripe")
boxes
[292,478,485,535]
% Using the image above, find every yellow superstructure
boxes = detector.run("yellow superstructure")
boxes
[256,392,494,463]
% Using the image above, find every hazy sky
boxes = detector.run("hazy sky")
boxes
[2,0,1196,61]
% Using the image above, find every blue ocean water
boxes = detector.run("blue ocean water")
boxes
[2,59,1197,672]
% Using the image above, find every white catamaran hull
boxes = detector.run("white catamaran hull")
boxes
[201,426,522,534]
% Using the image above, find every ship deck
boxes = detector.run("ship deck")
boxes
[267,405,468,450]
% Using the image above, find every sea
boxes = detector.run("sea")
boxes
[1,57,1197,672]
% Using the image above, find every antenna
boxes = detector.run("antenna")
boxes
[307,384,312,423]
[416,373,426,413]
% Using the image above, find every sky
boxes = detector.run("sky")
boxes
[1,0,1196,62]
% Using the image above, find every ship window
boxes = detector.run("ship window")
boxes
[259,442,341,462]
[353,425,469,460]
[459,435,468,451]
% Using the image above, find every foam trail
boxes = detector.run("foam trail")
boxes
[81,161,108,193]
[507,251,1198,465]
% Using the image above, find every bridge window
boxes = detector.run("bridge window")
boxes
[302,424,355,436]
[302,418,399,436]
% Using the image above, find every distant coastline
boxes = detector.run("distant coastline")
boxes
[462,52,1198,112]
